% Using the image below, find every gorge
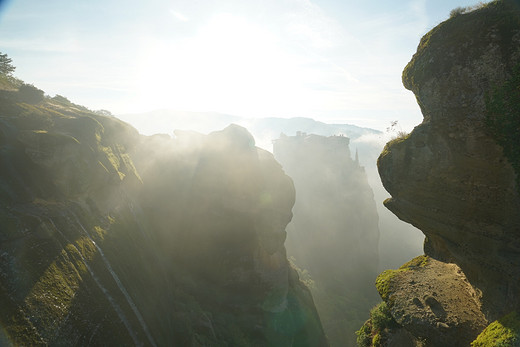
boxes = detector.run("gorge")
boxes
[0,0,519,346]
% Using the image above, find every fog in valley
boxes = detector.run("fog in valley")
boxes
[117,111,425,345]
[119,110,425,272]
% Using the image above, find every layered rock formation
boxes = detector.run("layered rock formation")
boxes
[367,0,520,345]
[0,89,327,345]
[274,133,380,346]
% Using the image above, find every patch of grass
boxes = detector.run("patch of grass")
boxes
[471,311,520,347]
[93,225,107,241]
[23,237,97,339]
[379,131,411,162]
[376,256,429,302]
[400,255,429,269]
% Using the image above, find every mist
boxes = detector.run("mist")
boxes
[119,109,425,270]
[117,110,425,345]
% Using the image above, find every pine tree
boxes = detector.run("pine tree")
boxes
[0,52,15,76]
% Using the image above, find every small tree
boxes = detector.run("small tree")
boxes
[0,52,15,76]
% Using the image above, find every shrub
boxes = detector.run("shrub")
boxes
[52,94,71,104]
[95,109,114,117]
[450,6,467,17]
[17,83,44,104]
[449,2,488,18]
[355,302,398,347]
[355,320,372,347]
[370,302,398,332]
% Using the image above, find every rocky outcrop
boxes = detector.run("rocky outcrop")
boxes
[0,92,327,345]
[375,257,486,346]
[274,133,380,346]
[132,125,327,346]
[373,0,520,345]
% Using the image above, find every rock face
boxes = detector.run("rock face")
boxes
[374,0,520,345]
[274,133,380,346]
[0,92,327,345]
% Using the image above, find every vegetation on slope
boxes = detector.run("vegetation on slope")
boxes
[355,302,398,347]
[356,256,429,346]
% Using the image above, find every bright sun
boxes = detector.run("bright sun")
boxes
[135,13,307,117]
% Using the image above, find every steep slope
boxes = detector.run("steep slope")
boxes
[0,87,327,345]
[273,133,380,346]
[365,0,520,345]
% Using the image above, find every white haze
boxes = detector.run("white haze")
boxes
[118,110,424,270]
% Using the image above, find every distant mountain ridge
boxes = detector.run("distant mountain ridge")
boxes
[118,110,382,152]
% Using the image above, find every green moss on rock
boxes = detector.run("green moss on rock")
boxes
[375,269,404,302]
[471,311,520,346]
[400,255,429,269]
[375,256,429,302]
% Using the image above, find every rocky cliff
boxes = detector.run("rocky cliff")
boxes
[0,87,327,345]
[273,133,380,346]
[362,0,520,346]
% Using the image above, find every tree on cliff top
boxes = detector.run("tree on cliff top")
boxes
[0,52,15,76]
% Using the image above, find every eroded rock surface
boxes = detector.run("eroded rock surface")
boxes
[378,0,520,318]
[372,1,520,345]
[380,258,486,346]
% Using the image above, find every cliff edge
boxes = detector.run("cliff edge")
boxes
[366,0,520,345]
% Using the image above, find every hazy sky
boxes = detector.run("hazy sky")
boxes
[0,0,485,131]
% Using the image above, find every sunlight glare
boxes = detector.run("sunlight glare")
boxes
[135,13,306,117]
